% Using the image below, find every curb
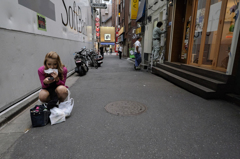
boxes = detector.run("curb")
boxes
[127,58,149,69]
[0,69,75,128]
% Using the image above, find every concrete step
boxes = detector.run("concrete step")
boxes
[158,64,227,92]
[225,94,240,106]
[164,61,232,83]
[152,67,219,99]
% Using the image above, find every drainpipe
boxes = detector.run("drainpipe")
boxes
[99,7,101,52]
[92,7,95,49]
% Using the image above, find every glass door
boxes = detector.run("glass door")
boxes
[201,0,223,67]
[188,0,235,72]
[180,0,194,63]
[215,0,238,70]
[190,0,207,65]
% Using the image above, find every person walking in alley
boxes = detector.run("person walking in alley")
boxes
[38,51,68,109]
[152,21,166,65]
[100,46,104,59]
[118,43,123,59]
[134,36,142,70]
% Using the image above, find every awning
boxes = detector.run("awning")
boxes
[101,42,115,45]
[136,0,146,22]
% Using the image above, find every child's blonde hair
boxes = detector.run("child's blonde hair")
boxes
[44,51,65,80]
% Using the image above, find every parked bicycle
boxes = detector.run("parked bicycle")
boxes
[86,49,98,69]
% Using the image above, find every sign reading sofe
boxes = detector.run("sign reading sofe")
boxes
[0,0,91,42]
[61,0,87,35]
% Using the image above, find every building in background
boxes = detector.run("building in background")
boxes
[101,4,113,27]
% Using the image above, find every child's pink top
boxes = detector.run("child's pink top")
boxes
[38,66,68,89]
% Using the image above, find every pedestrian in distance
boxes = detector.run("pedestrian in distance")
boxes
[118,43,123,59]
[100,46,104,59]
[134,36,142,70]
[38,51,68,109]
[152,21,166,65]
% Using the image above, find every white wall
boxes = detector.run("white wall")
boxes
[0,29,92,111]
[0,0,92,111]
[144,0,166,54]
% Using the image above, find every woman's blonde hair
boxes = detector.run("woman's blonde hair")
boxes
[44,51,65,80]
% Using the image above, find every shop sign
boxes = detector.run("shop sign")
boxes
[96,33,100,36]
[118,27,124,35]
[95,22,100,26]
[95,17,99,22]
[118,34,124,42]
[130,0,139,19]
[91,3,107,9]
[136,27,141,34]
[105,34,111,40]
[96,27,100,32]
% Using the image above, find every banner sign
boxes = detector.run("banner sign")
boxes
[118,27,124,35]
[136,27,141,34]
[0,0,92,42]
[37,13,47,31]
[130,0,139,19]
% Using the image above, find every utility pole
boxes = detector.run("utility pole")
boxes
[99,6,101,52]
[161,0,170,63]
[92,8,95,50]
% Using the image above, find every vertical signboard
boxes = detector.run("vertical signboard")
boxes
[130,0,139,19]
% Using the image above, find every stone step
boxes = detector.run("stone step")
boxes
[164,61,231,83]
[152,67,219,99]
[158,64,227,92]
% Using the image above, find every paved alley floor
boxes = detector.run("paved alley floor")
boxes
[1,54,240,159]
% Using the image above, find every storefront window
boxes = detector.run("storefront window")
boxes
[191,0,207,64]
[217,0,237,69]
[202,0,222,66]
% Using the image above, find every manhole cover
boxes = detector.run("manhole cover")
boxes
[105,101,147,116]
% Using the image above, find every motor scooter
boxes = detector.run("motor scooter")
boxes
[74,47,89,76]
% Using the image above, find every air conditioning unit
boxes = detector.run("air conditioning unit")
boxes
[105,8,108,14]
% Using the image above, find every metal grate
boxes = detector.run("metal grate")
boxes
[105,101,147,116]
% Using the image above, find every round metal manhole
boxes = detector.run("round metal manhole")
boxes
[105,101,147,116]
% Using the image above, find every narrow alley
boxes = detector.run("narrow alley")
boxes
[1,55,240,159]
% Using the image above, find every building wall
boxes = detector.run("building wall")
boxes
[0,29,92,111]
[100,27,115,42]
[101,4,113,26]
[112,0,115,27]
[143,0,167,60]
[123,0,130,57]
[0,0,92,111]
